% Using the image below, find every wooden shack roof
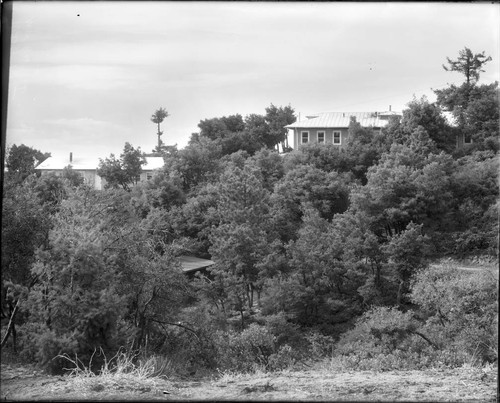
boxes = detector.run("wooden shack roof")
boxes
[178,255,214,273]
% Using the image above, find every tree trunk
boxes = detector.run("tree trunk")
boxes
[240,309,245,330]
[375,263,381,287]
[132,315,146,353]
[397,280,404,306]
[1,298,20,351]
[247,283,254,309]
[412,330,438,350]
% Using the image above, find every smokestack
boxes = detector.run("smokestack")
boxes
[389,105,392,111]
[70,152,73,163]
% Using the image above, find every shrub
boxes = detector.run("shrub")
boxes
[333,306,435,370]
[268,344,296,371]
[260,312,304,350]
[411,265,498,364]
[149,323,220,376]
[214,323,277,372]
[334,266,498,370]
[17,324,79,374]
[305,331,336,361]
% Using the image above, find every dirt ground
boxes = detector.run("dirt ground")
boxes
[1,361,497,402]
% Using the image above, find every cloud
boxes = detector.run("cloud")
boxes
[7,116,142,160]
[43,117,124,131]
[10,64,148,91]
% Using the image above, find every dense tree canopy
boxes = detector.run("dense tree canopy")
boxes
[5,144,50,183]
[97,142,146,190]
[400,96,455,152]
[195,104,296,157]
[265,104,296,151]
[2,50,498,374]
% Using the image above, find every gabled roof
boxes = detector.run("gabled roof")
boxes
[285,111,401,129]
[36,155,164,171]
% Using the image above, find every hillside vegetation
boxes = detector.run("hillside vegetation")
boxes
[1,48,498,391]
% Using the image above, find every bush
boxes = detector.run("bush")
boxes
[260,312,304,350]
[333,306,435,370]
[150,325,220,376]
[145,309,303,375]
[333,266,498,370]
[17,323,79,374]
[411,265,498,364]
[162,309,309,374]
[305,331,336,361]
[267,344,296,371]
[214,324,277,372]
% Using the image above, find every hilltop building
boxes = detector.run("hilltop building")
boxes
[285,110,401,150]
[36,153,164,190]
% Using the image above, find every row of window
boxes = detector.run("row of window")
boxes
[301,131,341,145]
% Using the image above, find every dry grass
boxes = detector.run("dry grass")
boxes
[56,348,172,395]
[2,354,497,401]
[215,367,269,384]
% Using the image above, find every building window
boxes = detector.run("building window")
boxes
[301,131,309,144]
[333,131,341,145]
[317,131,325,143]
[464,136,473,144]
[147,173,153,180]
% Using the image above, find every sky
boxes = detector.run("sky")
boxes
[5,1,500,161]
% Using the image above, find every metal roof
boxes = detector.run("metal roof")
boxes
[36,155,164,171]
[36,156,100,170]
[285,111,401,129]
[178,256,214,273]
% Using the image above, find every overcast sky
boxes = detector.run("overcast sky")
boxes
[6,1,500,160]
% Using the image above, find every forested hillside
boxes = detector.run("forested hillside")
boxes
[2,48,498,376]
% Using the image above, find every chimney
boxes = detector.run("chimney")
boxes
[70,152,73,163]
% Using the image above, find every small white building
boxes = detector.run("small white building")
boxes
[36,153,164,190]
